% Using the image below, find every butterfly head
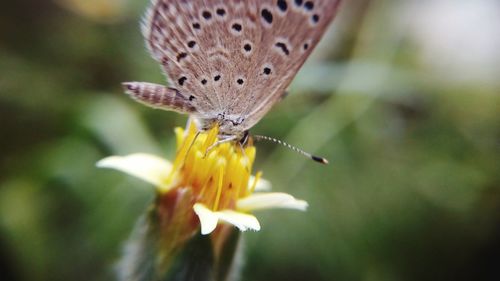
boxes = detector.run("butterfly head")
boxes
[216,112,248,137]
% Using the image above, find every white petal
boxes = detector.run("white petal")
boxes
[193,203,219,235]
[193,203,261,235]
[96,153,172,190]
[249,176,272,191]
[237,192,308,212]
[216,210,261,232]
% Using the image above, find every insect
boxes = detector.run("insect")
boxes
[123,0,342,163]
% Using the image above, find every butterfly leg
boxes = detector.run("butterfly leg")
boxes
[122,82,196,114]
[203,135,238,158]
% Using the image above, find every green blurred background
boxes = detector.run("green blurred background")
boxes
[1,0,499,280]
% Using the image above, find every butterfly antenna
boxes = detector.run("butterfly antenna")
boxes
[253,135,329,165]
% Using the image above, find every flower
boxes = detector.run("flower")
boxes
[97,120,307,235]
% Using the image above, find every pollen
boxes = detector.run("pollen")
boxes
[162,121,257,213]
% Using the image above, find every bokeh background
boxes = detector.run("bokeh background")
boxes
[1,0,499,280]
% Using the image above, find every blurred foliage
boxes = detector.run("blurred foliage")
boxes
[0,0,499,281]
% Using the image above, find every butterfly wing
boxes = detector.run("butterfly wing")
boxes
[144,0,244,115]
[233,0,342,129]
[142,0,342,129]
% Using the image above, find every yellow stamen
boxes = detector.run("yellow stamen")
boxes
[166,124,198,188]
[202,123,219,152]
[166,121,262,214]
[213,165,224,211]
[249,171,262,195]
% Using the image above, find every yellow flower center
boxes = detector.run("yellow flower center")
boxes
[161,121,262,212]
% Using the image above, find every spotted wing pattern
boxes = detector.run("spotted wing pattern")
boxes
[143,0,342,130]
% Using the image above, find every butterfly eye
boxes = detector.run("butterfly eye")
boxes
[231,117,245,126]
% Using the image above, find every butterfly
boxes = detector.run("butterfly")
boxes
[123,0,341,150]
